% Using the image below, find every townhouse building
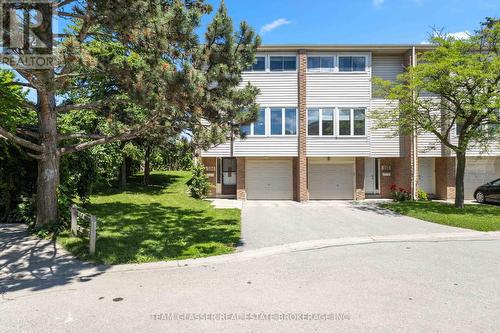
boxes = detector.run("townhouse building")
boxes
[201,45,500,201]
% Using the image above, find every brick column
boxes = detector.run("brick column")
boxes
[435,157,455,200]
[296,49,308,202]
[355,158,365,200]
[236,157,246,200]
[201,157,217,198]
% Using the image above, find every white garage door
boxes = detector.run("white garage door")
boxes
[246,159,293,200]
[309,161,354,200]
[464,157,500,199]
[418,158,436,194]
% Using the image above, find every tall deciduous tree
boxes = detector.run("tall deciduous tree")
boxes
[0,0,260,228]
[373,18,500,208]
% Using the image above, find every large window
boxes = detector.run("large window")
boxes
[284,108,297,135]
[271,108,283,135]
[308,108,334,136]
[354,109,366,136]
[254,109,266,135]
[307,56,334,72]
[308,109,320,136]
[339,109,351,136]
[338,56,366,72]
[270,56,297,71]
[247,56,266,71]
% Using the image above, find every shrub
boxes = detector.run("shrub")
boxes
[187,164,212,199]
[390,184,412,202]
[417,189,429,201]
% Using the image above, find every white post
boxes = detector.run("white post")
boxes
[70,205,78,236]
[89,215,97,255]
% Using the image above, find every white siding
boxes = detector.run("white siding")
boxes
[372,55,404,83]
[307,52,371,107]
[201,143,231,157]
[369,99,401,157]
[234,137,298,157]
[241,72,298,107]
[307,137,370,157]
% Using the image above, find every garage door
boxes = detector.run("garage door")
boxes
[309,160,354,200]
[464,157,500,199]
[418,158,436,194]
[246,159,293,200]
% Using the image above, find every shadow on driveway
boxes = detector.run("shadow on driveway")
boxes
[0,224,107,296]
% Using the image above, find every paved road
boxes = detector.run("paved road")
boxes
[1,223,499,333]
[239,200,468,250]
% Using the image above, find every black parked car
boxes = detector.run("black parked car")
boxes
[474,178,500,203]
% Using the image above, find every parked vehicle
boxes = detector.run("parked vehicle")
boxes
[474,179,500,203]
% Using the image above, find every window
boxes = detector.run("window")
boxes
[339,109,351,135]
[271,108,283,135]
[307,56,334,72]
[308,109,320,136]
[285,108,297,135]
[270,56,297,71]
[339,56,366,72]
[240,124,251,136]
[322,109,334,135]
[247,56,266,71]
[254,109,266,135]
[354,109,366,136]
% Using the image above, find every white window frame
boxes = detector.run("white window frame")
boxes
[247,55,267,72]
[307,56,335,73]
[251,108,267,136]
[308,107,367,137]
[337,55,368,73]
[247,107,298,137]
[269,55,298,72]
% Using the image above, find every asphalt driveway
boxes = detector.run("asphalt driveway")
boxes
[239,200,468,250]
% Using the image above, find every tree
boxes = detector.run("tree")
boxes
[0,0,260,228]
[373,18,500,208]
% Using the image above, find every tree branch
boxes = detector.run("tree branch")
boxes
[56,101,104,113]
[58,133,105,141]
[0,126,44,152]
[16,128,39,139]
[59,130,141,155]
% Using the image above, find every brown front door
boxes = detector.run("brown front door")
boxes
[222,158,237,195]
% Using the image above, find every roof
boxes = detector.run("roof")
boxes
[257,44,435,54]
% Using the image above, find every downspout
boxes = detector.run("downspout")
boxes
[412,46,418,200]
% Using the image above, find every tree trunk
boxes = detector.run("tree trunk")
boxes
[143,145,151,186]
[35,91,59,229]
[455,152,466,209]
[120,159,127,189]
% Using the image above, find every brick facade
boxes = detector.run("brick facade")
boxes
[201,157,217,198]
[435,157,456,200]
[296,49,309,202]
[236,157,246,200]
[355,157,365,200]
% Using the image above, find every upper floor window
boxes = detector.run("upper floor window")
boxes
[307,108,334,136]
[307,56,334,72]
[339,56,366,72]
[339,108,366,136]
[270,56,297,71]
[254,109,266,135]
[247,56,266,71]
[241,107,297,136]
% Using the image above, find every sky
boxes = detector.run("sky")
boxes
[201,0,500,44]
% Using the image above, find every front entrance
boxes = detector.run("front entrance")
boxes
[221,158,237,195]
[364,158,380,195]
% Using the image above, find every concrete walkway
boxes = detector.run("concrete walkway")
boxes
[239,200,471,250]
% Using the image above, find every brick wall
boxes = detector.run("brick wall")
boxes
[236,157,246,200]
[355,157,365,200]
[435,157,456,200]
[201,157,217,197]
[296,49,308,201]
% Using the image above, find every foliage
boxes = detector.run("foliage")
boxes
[187,163,212,199]
[417,189,429,201]
[390,184,412,202]
[373,18,500,208]
[381,201,500,231]
[57,172,240,264]
[152,138,194,171]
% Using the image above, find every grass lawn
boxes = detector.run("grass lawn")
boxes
[58,171,240,265]
[381,201,500,231]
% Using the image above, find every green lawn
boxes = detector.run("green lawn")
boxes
[381,201,500,231]
[58,171,240,265]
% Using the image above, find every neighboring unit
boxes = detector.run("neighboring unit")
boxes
[201,45,500,201]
